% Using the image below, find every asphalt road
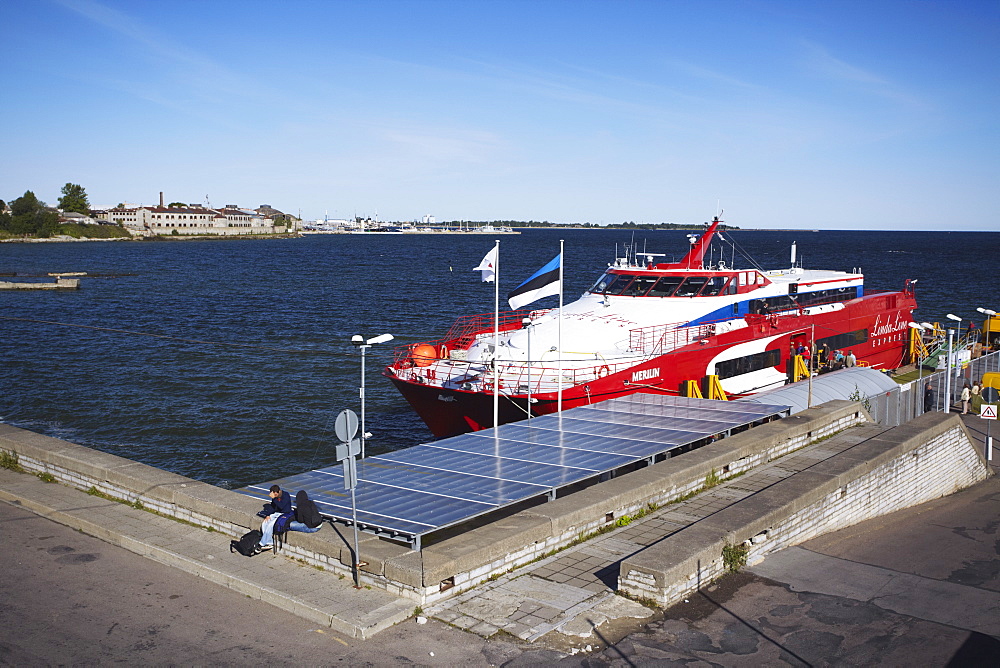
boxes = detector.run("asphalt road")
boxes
[590,469,1000,667]
[0,499,549,666]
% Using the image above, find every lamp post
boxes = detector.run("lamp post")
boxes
[807,322,815,408]
[351,333,394,459]
[942,318,962,413]
[522,318,533,420]
[977,308,997,357]
[909,322,929,414]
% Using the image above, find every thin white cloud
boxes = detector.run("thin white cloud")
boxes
[661,60,763,91]
[380,126,505,165]
[800,40,929,111]
[55,0,268,116]
[803,41,888,85]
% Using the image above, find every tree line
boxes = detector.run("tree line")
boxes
[0,183,127,239]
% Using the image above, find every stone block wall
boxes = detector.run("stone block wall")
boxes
[618,412,990,607]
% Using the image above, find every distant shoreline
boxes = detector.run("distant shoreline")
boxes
[0,233,302,243]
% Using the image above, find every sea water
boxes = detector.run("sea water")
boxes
[0,229,995,487]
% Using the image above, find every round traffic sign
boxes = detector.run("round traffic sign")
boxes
[334,409,359,442]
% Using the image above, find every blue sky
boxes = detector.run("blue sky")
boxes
[2,0,997,229]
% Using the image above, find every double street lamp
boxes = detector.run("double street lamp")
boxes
[351,333,394,459]
[908,322,931,412]
[944,314,964,413]
[977,308,997,354]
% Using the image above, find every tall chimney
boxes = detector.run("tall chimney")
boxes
[159,192,164,208]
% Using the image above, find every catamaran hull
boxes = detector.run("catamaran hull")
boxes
[386,294,915,439]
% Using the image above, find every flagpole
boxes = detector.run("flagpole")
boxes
[557,239,564,416]
[493,239,500,430]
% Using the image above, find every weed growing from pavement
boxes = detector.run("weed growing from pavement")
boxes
[37,471,56,483]
[85,486,210,531]
[615,589,659,609]
[722,542,750,573]
[0,449,24,472]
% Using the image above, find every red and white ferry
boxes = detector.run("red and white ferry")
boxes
[385,218,917,438]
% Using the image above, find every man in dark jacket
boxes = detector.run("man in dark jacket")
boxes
[924,383,935,413]
[289,489,323,534]
[259,484,292,549]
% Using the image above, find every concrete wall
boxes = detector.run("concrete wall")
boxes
[618,412,990,607]
[0,424,361,581]
[0,400,884,605]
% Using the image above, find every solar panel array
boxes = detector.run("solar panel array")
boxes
[240,394,789,548]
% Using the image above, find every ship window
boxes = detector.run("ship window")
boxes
[700,276,727,297]
[716,348,782,379]
[816,329,869,351]
[589,272,612,293]
[591,273,636,295]
[603,274,636,295]
[647,276,684,297]
[676,276,708,297]
[622,276,659,296]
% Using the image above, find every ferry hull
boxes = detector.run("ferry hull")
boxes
[384,370,644,438]
[386,293,916,439]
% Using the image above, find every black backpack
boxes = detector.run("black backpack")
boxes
[295,490,323,529]
[230,529,263,557]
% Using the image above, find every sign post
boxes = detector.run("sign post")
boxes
[980,403,995,463]
[334,409,363,587]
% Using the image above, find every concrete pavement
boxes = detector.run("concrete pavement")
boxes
[0,466,414,639]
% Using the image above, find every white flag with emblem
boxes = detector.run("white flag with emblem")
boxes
[474,246,498,283]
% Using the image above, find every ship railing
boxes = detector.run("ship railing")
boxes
[441,308,553,349]
[490,359,639,394]
[388,356,638,395]
[628,321,716,356]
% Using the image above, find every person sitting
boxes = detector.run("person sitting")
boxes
[289,490,323,533]
[258,484,292,551]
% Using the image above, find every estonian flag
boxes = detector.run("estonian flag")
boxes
[473,246,498,282]
[508,254,561,310]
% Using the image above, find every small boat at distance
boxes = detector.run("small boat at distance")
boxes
[384,217,918,438]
